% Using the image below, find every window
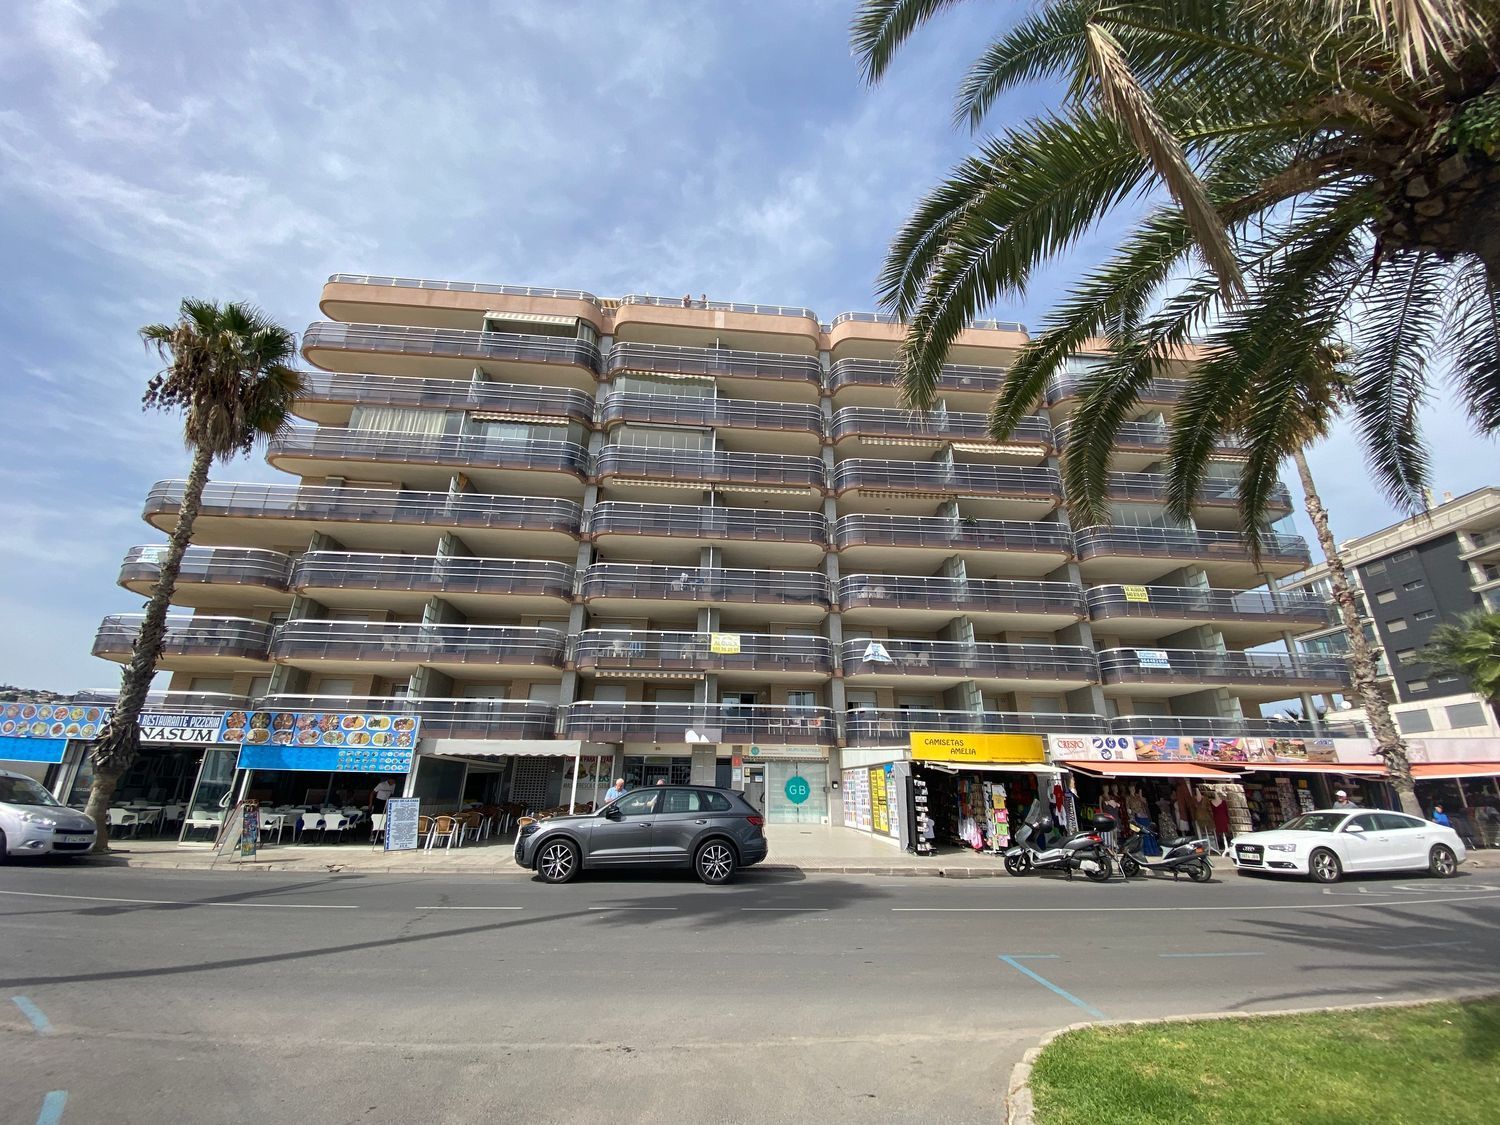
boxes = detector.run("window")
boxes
[699,791,733,812]
[1446,702,1487,729]
[662,789,703,813]
[1376,590,1398,604]
[786,691,817,709]
[1346,813,1383,832]
[1408,680,1429,692]
[612,791,659,818]
[1365,560,1387,575]
[1414,610,1437,621]
[1386,618,1408,632]
[1396,710,1435,733]
[1392,549,1418,562]
[1436,674,1460,684]
[1375,813,1423,831]
[1403,579,1425,591]
[1394,648,1419,664]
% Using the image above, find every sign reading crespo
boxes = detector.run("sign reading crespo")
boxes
[909,732,1046,764]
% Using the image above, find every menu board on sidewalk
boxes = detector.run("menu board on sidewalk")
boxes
[384,798,421,852]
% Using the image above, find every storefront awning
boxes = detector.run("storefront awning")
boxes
[1234,762,1388,776]
[1412,762,1500,780]
[1061,761,1237,779]
[424,739,587,759]
[919,762,1059,776]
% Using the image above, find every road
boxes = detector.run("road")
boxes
[3,862,1499,1124]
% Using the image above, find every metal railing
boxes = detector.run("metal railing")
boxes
[589,502,829,545]
[1108,715,1365,739]
[1086,585,1337,625]
[573,630,833,673]
[1053,419,1247,456]
[72,689,251,715]
[838,575,1085,616]
[828,311,1026,333]
[290,554,574,600]
[297,372,595,423]
[825,358,1005,396]
[259,693,556,739]
[607,341,821,382]
[840,639,1098,680]
[829,407,1049,445]
[145,481,584,537]
[595,446,826,489]
[833,514,1072,554]
[559,701,837,743]
[271,622,566,666]
[268,428,591,477]
[1046,376,1188,405]
[617,294,817,320]
[1097,648,1351,685]
[830,460,1061,498]
[598,391,822,434]
[326,273,601,303]
[303,322,600,372]
[93,615,274,661]
[845,708,1105,743]
[119,546,292,591]
[1074,525,1311,564]
[1103,471,1292,509]
[580,564,831,607]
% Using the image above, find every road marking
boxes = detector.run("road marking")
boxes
[11,996,52,1035]
[416,906,524,911]
[999,955,1108,1020]
[586,906,678,911]
[741,907,828,912]
[36,1091,66,1125]
[892,890,1500,913]
[0,890,356,910]
[1159,952,1266,958]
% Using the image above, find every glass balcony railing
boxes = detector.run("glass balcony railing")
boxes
[119,546,292,592]
[303,322,600,372]
[1103,471,1292,510]
[595,447,826,490]
[1074,526,1311,566]
[93,615,274,662]
[845,708,1106,744]
[297,372,595,424]
[841,639,1097,680]
[825,358,1004,396]
[617,294,817,320]
[833,514,1072,554]
[579,564,830,608]
[1109,715,1365,739]
[1087,585,1337,626]
[829,407,1050,446]
[290,554,574,601]
[145,481,584,537]
[598,391,822,434]
[268,428,590,478]
[72,689,251,715]
[573,630,833,674]
[260,693,556,740]
[270,622,566,667]
[326,273,601,303]
[1097,648,1351,687]
[1053,420,1246,457]
[589,502,829,546]
[838,576,1085,616]
[607,341,821,383]
[828,311,1026,333]
[1046,376,1187,406]
[560,701,836,743]
[830,460,1061,499]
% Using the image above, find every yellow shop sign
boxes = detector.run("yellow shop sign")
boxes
[908,732,1046,764]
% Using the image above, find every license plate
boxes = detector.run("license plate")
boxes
[57,834,91,844]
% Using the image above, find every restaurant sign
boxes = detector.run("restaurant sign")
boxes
[2,704,227,744]
[140,713,223,744]
[218,709,420,750]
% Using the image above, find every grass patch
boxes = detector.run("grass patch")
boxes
[1029,997,1500,1125]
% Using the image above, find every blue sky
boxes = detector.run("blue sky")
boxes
[0,0,1494,691]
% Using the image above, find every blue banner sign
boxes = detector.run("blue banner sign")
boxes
[235,743,415,774]
[0,735,67,764]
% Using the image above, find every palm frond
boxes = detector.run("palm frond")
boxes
[954,1,1093,128]
[851,0,967,84]
[1440,262,1500,433]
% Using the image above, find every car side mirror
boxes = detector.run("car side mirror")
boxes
[1344,823,1364,833]
[603,804,622,820]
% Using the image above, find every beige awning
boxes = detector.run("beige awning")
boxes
[424,739,583,759]
[484,311,578,327]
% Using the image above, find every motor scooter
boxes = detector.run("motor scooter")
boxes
[1003,814,1115,882]
[1117,830,1213,882]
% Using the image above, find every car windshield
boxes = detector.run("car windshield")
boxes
[1278,812,1347,833]
[0,775,61,807]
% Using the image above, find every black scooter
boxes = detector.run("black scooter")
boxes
[1117,831,1213,882]
[1003,814,1115,882]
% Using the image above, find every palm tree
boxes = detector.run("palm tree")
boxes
[853,0,1500,540]
[83,301,302,851]
[1418,610,1500,710]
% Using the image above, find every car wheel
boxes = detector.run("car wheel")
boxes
[1186,858,1213,883]
[695,840,736,885]
[1003,853,1030,876]
[1119,853,1141,878]
[1428,844,1459,879]
[1308,848,1342,884]
[536,839,579,884]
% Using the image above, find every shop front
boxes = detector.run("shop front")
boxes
[904,732,1062,859]
[418,739,614,818]
[741,746,830,825]
[1409,762,1500,848]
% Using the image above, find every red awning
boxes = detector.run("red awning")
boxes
[1061,761,1238,779]
[1233,762,1388,776]
[1412,763,1500,780]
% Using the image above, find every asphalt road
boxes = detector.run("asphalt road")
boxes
[3,862,1499,1125]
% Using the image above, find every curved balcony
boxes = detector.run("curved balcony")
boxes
[144,481,583,554]
[271,622,566,674]
[560,701,836,744]
[1087,584,1337,642]
[72,689,250,715]
[119,546,292,608]
[598,391,822,451]
[606,342,821,401]
[93,614,274,669]
[1098,648,1350,699]
[1108,715,1366,740]
[302,321,599,389]
[1046,375,1187,415]
[1053,419,1246,470]
[619,294,817,320]
[588,502,829,566]
[260,693,556,741]
[830,407,1050,462]
[293,371,595,426]
[326,273,601,303]
[573,630,832,681]
[580,564,829,620]
[831,460,1061,517]
[825,358,1005,407]
[838,576,1084,629]
[841,639,1098,689]
[290,554,574,614]
[830,311,1026,333]
[846,708,1106,745]
[1102,471,1292,525]
[833,515,1072,577]
[1074,525,1311,584]
[595,446,825,501]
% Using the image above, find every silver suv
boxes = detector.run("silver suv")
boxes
[0,769,97,859]
[516,785,769,884]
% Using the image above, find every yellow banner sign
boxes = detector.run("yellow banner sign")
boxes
[909,732,1045,764]
[709,633,741,655]
[1122,584,1150,603]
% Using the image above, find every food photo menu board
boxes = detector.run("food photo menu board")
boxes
[221,710,421,774]
[0,702,107,741]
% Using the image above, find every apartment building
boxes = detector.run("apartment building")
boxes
[80,273,1351,827]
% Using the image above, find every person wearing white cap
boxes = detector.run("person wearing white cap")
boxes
[1332,790,1358,810]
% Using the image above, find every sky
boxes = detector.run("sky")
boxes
[0,0,1494,692]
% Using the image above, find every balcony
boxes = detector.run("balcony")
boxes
[573,630,833,681]
[260,693,556,741]
[1053,419,1246,471]
[606,341,821,402]
[579,564,830,622]
[292,371,595,427]
[588,502,829,566]
[825,358,1004,408]
[560,701,836,745]
[144,481,583,554]
[840,638,1098,690]
[598,391,822,453]
[73,689,251,715]
[845,708,1107,745]
[1087,584,1337,643]
[118,546,292,609]
[838,576,1084,630]
[594,446,825,504]
[1046,375,1187,418]
[825,314,1026,367]
[270,622,566,676]
[1101,471,1293,529]
[320,275,605,334]
[831,460,1061,517]
[93,615,274,670]
[289,554,574,615]
[830,408,1049,463]
[832,515,1072,577]
[611,298,820,355]
[1073,525,1312,584]
[302,321,599,389]
[1098,648,1351,699]
[266,428,590,497]
[1108,715,1366,739]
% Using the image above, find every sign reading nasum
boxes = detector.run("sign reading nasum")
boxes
[140,712,223,744]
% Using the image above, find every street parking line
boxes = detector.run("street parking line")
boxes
[0,890,357,910]
[999,955,1108,1020]
[11,996,52,1035]
[36,1090,66,1125]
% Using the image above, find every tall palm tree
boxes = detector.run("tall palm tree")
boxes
[84,300,302,851]
[853,0,1500,540]
[1418,610,1500,711]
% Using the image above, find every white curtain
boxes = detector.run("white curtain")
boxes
[349,406,448,435]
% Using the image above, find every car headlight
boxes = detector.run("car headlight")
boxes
[20,814,58,826]
[1266,843,1297,852]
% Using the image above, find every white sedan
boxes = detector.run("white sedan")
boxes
[1230,809,1466,883]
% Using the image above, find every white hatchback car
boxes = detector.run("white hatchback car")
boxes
[1231,808,1466,883]
[0,768,97,860]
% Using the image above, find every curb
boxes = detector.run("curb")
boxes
[1004,990,1500,1125]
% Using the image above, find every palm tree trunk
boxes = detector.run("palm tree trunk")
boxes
[83,441,214,851]
[1292,449,1421,817]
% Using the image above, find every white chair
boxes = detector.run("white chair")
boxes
[296,812,324,842]
[183,812,222,841]
[107,808,140,837]
[321,814,349,842]
[369,813,386,844]
[161,804,185,826]
[258,813,286,844]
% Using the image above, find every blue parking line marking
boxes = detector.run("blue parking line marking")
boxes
[1159,952,1266,958]
[11,996,52,1035]
[37,1090,67,1125]
[999,955,1108,1020]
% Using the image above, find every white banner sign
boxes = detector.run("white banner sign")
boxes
[140,712,223,744]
